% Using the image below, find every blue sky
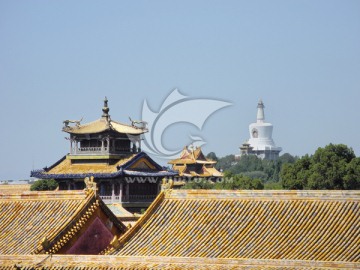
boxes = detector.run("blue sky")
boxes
[1,1,359,180]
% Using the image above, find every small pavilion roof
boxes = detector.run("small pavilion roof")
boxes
[168,146,217,165]
[172,164,223,178]
[169,146,223,178]
[62,97,147,135]
[63,118,146,135]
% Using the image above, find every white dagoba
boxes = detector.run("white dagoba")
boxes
[239,100,282,160]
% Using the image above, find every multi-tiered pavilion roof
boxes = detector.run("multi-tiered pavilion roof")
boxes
[30,98,177,208]
[169,146,223,179]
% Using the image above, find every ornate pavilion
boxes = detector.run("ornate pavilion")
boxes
[168,146,223,186]
[31,98,177,209]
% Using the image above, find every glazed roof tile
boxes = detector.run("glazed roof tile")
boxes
[46,155,136,174]
[0,190,126,254]
[0,184,30,195]
[63,118,146,135]
[172,164,223,178]
[168,146,216,165]
[31,152,177,179]
[109,190,359,263]
[0,255,358,269]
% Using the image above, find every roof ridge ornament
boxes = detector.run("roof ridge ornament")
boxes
[84,176,97,196]
[63,117,83,128]
[129,117,148,130]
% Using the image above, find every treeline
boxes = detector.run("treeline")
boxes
[183,143,360,190]
[280,144,360,190]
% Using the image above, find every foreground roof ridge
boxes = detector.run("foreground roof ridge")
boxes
[1,254,359,269]
[0,189,89,201]
[104,191,167,254]
[165,189,360,200]
[35,189,97,254]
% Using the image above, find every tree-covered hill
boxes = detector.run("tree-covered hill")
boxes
[203,144,360,190]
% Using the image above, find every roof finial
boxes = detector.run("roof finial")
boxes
[102,97,110,120]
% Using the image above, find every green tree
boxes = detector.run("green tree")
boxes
[280,154,311,189]
[242,171,268,182]
[215,155,235,171]
[206,152,218,162]
[228,155,263,174]
[278,153,297,164]
[280,144,359,190]
[30,179,58,191]
[214,152,295,186]
[344,157,360,190]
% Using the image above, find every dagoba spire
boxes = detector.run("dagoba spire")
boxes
[256,99,265,123]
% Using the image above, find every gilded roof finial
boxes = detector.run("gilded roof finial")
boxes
[39,236,50,250]
[102,97,110,120]
[84,176,98,196]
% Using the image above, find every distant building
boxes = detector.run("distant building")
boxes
[31,98,177,210]
[168,146,223,187]
[239,100,282,160]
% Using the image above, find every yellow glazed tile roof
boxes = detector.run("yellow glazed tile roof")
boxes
[204,167,223,177]
[63,118,146,135]
[172,164,223,178]
[168,146,216,165]
[0,184,30,195]
[0,189,126,255]
[0,254,358,269]
[110,190,359,263]
[46,154,136,174]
